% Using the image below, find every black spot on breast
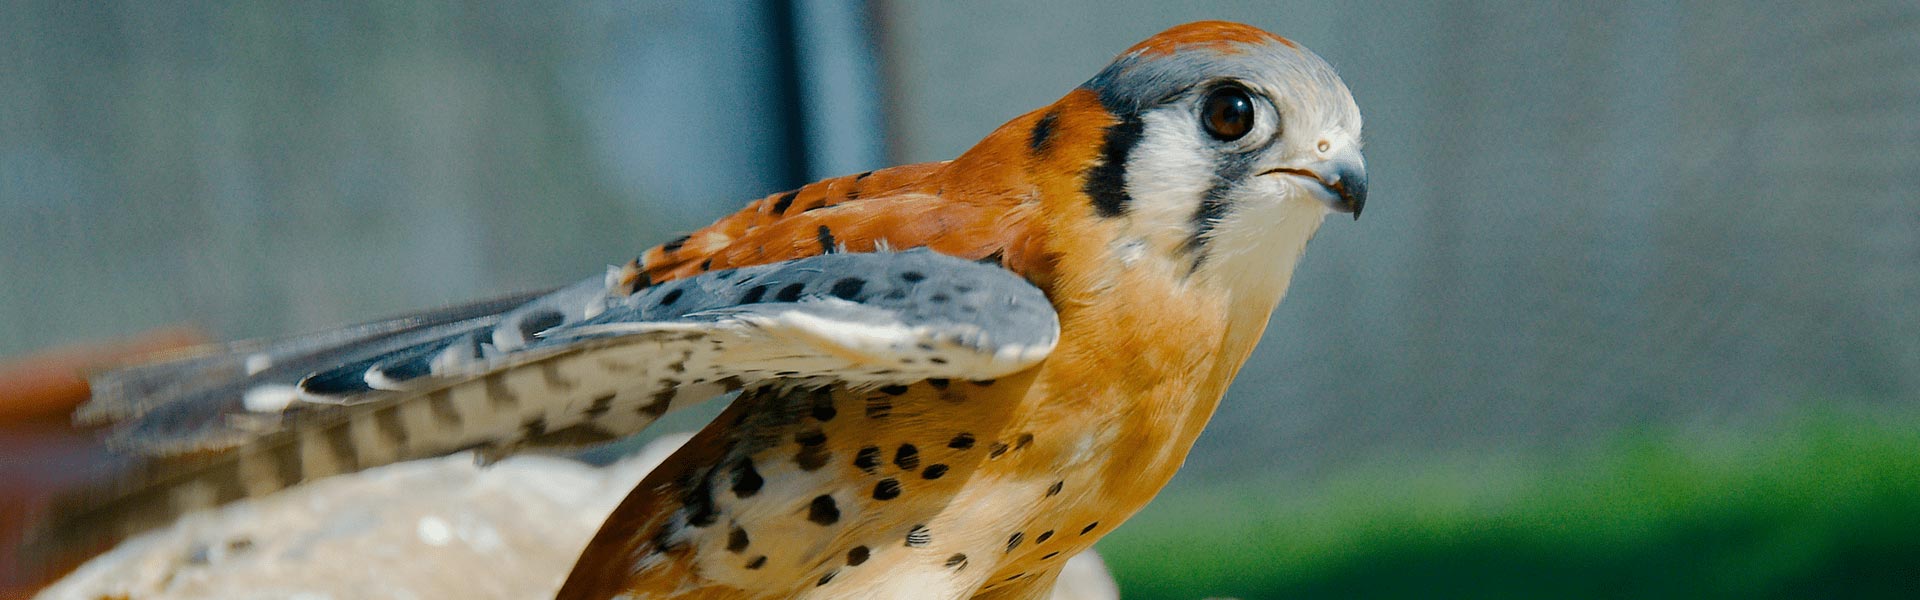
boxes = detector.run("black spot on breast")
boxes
[700,258,713,271]
[854,446,882,472]
[816,225,837,253]
[878,384,908,395]
[731,460,763,497]
[1084,115,1146,217]
[771,190,799,215]
[1015,433,1034,450]
[1047,480,1064,497]
[971,379,996,387]
[808,495,840,525]
[948,433,976,449]
[865,396,892,418]
[727,526,750,553]
[1029,108,1061,155]
[817,570,838,586]
[1042,551,1060,560]
[1006,532,1024,552]
[796,429,828,447]
[1081,522,1099,535]
[900,271,925,283]
[894,444,920,470]
[1036,530,1053,543]
[518,310,565,339]
[658,288,683,307]
[989,442,1009,458]
[1005,573,1025,582]
[946,553,969,570]
[829,277,865,300]
[796,444,831,471]
[810,390,837,421]
[775,282,807,302]
[855,170,873,181]
[926,378,949,389]
[907,524,931,547]
[873,478,902,500]
[746,555,767,569]
[922,464,948,479]
[847,546,870,566]
[662,234,691,253]
[740,284,769,304]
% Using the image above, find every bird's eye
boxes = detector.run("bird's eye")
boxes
[1201,85,1255,141]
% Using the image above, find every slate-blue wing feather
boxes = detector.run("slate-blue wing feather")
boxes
[29,249,1057,575]
[75,289,553,434]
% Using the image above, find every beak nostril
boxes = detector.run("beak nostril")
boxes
[1316,140,1331,153]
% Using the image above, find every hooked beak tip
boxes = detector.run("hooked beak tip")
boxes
[1329,176,1365,220]
[1263,162,1368,220]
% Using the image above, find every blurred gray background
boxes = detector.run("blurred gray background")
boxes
[3,0,1916,493]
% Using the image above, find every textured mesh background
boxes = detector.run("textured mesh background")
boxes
[2,0,1916,485]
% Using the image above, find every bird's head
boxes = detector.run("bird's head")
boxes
[1080,21,1365,225]
[983,21,1364,327]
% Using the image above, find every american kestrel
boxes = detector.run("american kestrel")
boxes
[33,20,1365,599]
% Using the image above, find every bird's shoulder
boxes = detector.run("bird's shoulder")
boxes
[636,161,1055,292]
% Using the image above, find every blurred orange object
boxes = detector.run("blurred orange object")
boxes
[0,327,205,597]
[0,327,206,425]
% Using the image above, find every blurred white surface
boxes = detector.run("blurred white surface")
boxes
[38,433,1116,599]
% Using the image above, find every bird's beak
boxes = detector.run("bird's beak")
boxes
[1263,153,1368,220]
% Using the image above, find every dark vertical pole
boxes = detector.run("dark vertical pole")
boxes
[765,0,813,188]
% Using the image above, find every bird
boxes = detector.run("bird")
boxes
[26,20,1365,600]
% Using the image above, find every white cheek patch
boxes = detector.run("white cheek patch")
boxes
[1197,184,1328,331]
[1119,109,1218,254]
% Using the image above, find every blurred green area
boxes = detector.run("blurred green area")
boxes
[1099,409,1920,599]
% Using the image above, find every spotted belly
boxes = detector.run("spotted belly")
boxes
[561,372,1111,600]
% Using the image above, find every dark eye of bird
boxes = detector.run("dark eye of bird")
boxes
[1201,85,1255,141]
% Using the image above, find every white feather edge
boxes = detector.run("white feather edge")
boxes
[547,299,1055,381]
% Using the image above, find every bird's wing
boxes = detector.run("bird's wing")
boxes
[29,249,1056,573]
[74,289,557,452]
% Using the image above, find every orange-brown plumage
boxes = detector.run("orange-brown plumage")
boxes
[560,19,1367,600]
[1124,20,1297,56]
[635,108,1065,291]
